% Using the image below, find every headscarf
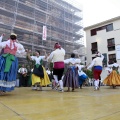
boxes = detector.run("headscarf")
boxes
[95,51,101,57]
[11,33,17,37]
[10,33,17,42]
[54,43,61,49]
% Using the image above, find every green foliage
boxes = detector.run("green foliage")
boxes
[83,69,93,79]
[18,64,22,69]
[49,62,53,71]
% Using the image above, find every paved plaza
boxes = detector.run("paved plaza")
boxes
[0,86,120,120]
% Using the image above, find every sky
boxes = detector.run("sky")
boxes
[65,0,120,27]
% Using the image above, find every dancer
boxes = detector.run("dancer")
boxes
[105,66,112,76]
[110,60,119,74]
[27,50,50,91]
[0,33,25,94]
[103,60,120,88]
[48,43,65,92]
[77,64,88,89]
[87,52,104,90]
[0,34,5,55]
[63,53,81,92]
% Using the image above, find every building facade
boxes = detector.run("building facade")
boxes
[0,0,84,63]
[84,16,120,66]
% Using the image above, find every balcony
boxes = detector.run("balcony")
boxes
[91,48,98,54]
[107,43,115,47]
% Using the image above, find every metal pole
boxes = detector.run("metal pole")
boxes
[32,0,37,55]
[11,0,19,32]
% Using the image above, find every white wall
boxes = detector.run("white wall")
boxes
[85,19,120,66]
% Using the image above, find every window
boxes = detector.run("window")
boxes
[107,38,115,45]
[91,42,98,54]
[92,42,97,49]
[107,38,115,51]
[106,24,113,32]
[108,54,116,64]
[91,29,97,36]
[90,23,113,36]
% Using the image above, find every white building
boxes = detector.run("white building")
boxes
[84,16,120,67]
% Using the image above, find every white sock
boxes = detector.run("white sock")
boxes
[94,80,98,88]
[59,80,63,90]
[53,75,59,84]
[35,84,37,88]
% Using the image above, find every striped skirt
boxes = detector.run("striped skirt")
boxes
[63,66,79,88]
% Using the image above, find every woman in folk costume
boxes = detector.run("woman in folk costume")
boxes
[27,50,50,91]
[63,53,81,92]
[48,43,65,92]
[87,52,104,90]
[105,66,112,76]
[103,60,120,88]
[0,33,25,94]
[77,64,88,89]
[0,34,5,55]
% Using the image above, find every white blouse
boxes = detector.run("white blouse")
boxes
[76,64,86,76]
[18,67,28,74]
[31,56,45,65]
[108,63,120,68]
[105,67,112,75]
[77,64,85,71]
[0,36,25,55]
[64,58,81,66]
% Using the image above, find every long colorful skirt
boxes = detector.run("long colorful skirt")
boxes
[32,66,51,86]
[78,74,88,86]
[103,70,120,86]
[0,55,18,92]
[63,66,79,88]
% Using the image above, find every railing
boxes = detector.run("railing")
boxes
[22,0,35,8]
[74,11,83,19]
[17,8,34,18]
[107,44,115,47]
[15,20,34,32]
[35,16,46,24]
[0,15,14,26]
[0,1,16,13]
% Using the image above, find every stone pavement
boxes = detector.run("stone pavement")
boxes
[0,86,120,120]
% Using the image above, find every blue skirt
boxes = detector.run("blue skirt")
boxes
[0,55,18,92]
[78,74,88,85]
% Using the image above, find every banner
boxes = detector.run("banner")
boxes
[42,26,47,40]
[116,45,120,60]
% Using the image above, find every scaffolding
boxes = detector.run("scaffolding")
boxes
[0,0,84,62]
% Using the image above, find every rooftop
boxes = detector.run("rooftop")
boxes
[84,16,120,30]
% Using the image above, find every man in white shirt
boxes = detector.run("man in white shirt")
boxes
[87,52,104,90]
[48,43,65,92]
[18,64,28,87]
